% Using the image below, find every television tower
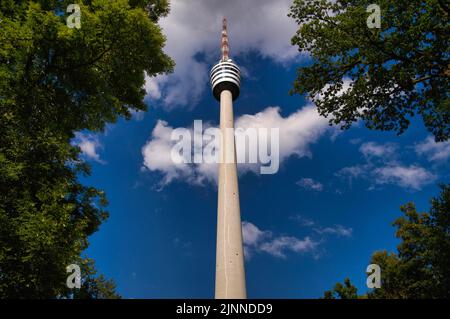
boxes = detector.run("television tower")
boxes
[210,18,246,299]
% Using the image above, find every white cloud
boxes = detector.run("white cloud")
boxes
[374,164,436,191]
[141,120,208,186]
[144,75,162,100]
[242,221,271,247]
[338,163,435,191]
[415,136,450,163]
[72,132,105,164]
[289,215,316,227]
[314,224,353,237]
[290,215,353,238]
[315,77,353,101]
[259,236,318,259]
[337,164,367,180]
[349,138,362,145]
[235,104,329,166]
[242,221,319,259]
[141,105,330,187]
[146,0,300,108]
[130,109,146,121]
[337,141,436,191]
[296,177,324,191]
[359,142,397,160]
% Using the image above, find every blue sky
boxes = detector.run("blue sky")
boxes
[75,0,450,298]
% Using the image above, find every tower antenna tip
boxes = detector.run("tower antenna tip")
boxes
[221,17,229,61]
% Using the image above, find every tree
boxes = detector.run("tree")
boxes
[323,184,450,299]
[323,278,359,299]
[289,0,449,142]
[0,0,173,298]
[72,259,121,299]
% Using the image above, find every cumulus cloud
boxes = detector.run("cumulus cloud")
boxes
[315,77,353,101]
[241,221,270,246]
[72,132,105,164]
[141,104,330,187]
[242,221,319,259]
[296,177,324,191]
[142,120,180,184]
[337,141,436,191]
[373,164,436,191]
[144,75,162,100]
[415,136,450,163]
[235,104,329,164]
[146,0,300,108]
[141,120,216,186]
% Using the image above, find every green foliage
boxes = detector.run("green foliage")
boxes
[323,184,450,299]
[72,259,121,299]
[289,0,449,141]
[368,184,450,298]
[323,278,359,299]
[0,0,173,298]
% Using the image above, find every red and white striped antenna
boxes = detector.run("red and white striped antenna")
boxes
[221,17,229,61]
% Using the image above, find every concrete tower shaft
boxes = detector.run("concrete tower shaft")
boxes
[210,18,247,299]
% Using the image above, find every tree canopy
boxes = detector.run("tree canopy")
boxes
[323,278,359,299]
[289,0,449,141]
[324,184,450,299]
[0,0,173,298]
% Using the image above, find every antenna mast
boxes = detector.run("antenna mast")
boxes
[221,17,229,61]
